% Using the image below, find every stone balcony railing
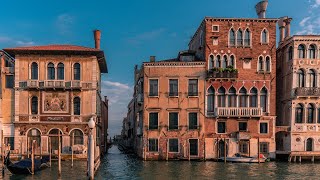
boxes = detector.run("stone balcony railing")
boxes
[1,67,14,74]
[206,70,238,80]
[293,124,320,132]
[216,107,263,117]
[294,87,320,97]
[18,80,94,90]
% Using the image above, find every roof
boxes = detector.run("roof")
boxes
[3,44,108,73]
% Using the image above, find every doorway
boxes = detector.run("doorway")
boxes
[49,129,63,154]
[189,139,198,156]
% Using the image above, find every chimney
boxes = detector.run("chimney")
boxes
[255,0,268,18]
[278,17,287,42]
[93,30,101,49]
[150,56,156,62]
[284,18,292,39]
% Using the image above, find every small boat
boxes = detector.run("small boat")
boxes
[219,153,267,163]
[4,151,49,175]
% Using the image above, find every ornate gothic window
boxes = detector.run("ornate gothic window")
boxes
[297,69,305,87]
[207,86,215,113]
[308,44,316,59]
[249,87,258,107]
[244,29,250,46]
[217,87,226,107]
[228,87,237,107]
[295,103,303,123]
[258,56,264,71]
[261,29,268,43]
[307,104,315,123]
[239,87,248,107]
[260,87,268,112]
[222,55,228,68]
[309,69,316,87]
[237,29,243,46]
[229,29,235,46]
[298,44,305,58]
[266,56,271,72]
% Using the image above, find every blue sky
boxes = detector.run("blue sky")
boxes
[1,0,320,137]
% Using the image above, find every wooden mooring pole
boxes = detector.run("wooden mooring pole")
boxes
[31,140,35,175]
[72,133,74,167]
[258,137,260,164]
[58,133,61,177]
[216,138,219,161]
[49,137,52,167]
[224,138,226,164]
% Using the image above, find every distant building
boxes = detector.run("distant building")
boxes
[1,30,108,158]
[124,0,277,160]
[276,17,320,161]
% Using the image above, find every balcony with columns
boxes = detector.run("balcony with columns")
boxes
[215,107,263,118]
[18,80,95,90]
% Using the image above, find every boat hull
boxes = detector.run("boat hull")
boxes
[219,157,266,163]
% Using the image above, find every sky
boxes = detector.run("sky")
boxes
[1,0,320,137]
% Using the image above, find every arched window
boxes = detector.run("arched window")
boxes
[57,63,64,80]
[244,29,250,46]
[209,55,214,69]
[222,55,228,68]
[295,103,303,123]
[298,44,305,58]
[309,69,316,87]
[229,29,236,46]
[230,55,235,68]
[73,97,81,115]
[288,46,293,60]
[260,87,268,112]
[47,63,55,80]
[228,87,237,107]
[297,69,305,87]
[249,87,258,107]
[74,63,81,80]
[31,96,38,114]
[239,87,247,107]
[70,129,84,145]
[261,29,268,43]
[207,87,215,113]
[216,55,221,68]
[308,44,316,59]
[31,62,38,80]
[28,129,41,148]
[237,29,243,46]
[266,56,271,72]
[258,56,264,71]
[217,87,226,107]
[307,104,315,123]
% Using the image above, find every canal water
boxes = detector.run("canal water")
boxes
[2,145,320,179]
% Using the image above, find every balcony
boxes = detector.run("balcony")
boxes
[207,68,238,80]
[43,80,65,89]
[294,87,320,97]
[27,80,39,88]
[216,107,262,117]
[2,67,14,74]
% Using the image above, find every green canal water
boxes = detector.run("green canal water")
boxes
[2,146,320,179]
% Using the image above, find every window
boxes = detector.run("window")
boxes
[212,25,219,32]
[239,87,248,107]
[149,79,158,96]
[73,97,81,115]
[148,139,158,152]
[295,104,303,123]
[260,123,268,134]
[209,55,214,69]
[230,55,235,68]
[218,122,226,133]
[309,69,316,87]
[318,108,320,123]
[239,122,247,132]
[207,86,215,113]
[169,112,178,130]
[188,79,198,96]
[47,62,55,80]
[70,129,84,145]
[4,137,14,150]
[169,139,179,152]
[266,56,270,72]
[222,55,227,68]
[297,69,305,87]
[149,112,158,130]
[228,87,237,107]
[212,37,218,46]
[239,140,249,154]
[261,29,268,43]
[27,129,41,147]
[259,142,269,154]
[307,104,315,123]
[216,55,221,68]
[260,87,268,112]
[298,44,305,58]
[249,88,258,107]
[169,79,178,96]
[237,29,243,46]
[74,63,81,80]
[31,96,38,114]
[229,29,236,46]
[288,46,293,60]
[31,62,38,80]
[189,113,198,130]
[218,87,226,107]
[258,56,264,71]
[57,63,64,80]
[5,75,14,88]
[308,44,316,59]
[244,29,250,46]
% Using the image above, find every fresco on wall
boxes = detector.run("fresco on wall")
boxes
[42,92,69,113]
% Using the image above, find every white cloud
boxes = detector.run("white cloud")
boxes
[296,1,320,35]
[127,28,166,45]
[311,0,320,8]
[299,17,311,27]
[55,13,74,35]
[0,36,35,46]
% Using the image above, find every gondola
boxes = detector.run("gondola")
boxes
[4,151,49,175]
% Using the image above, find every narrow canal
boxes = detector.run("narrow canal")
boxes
[3,146,320,179]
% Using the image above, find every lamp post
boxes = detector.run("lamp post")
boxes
[88,117,95,180]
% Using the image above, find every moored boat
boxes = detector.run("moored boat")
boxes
[219,153,267,163]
